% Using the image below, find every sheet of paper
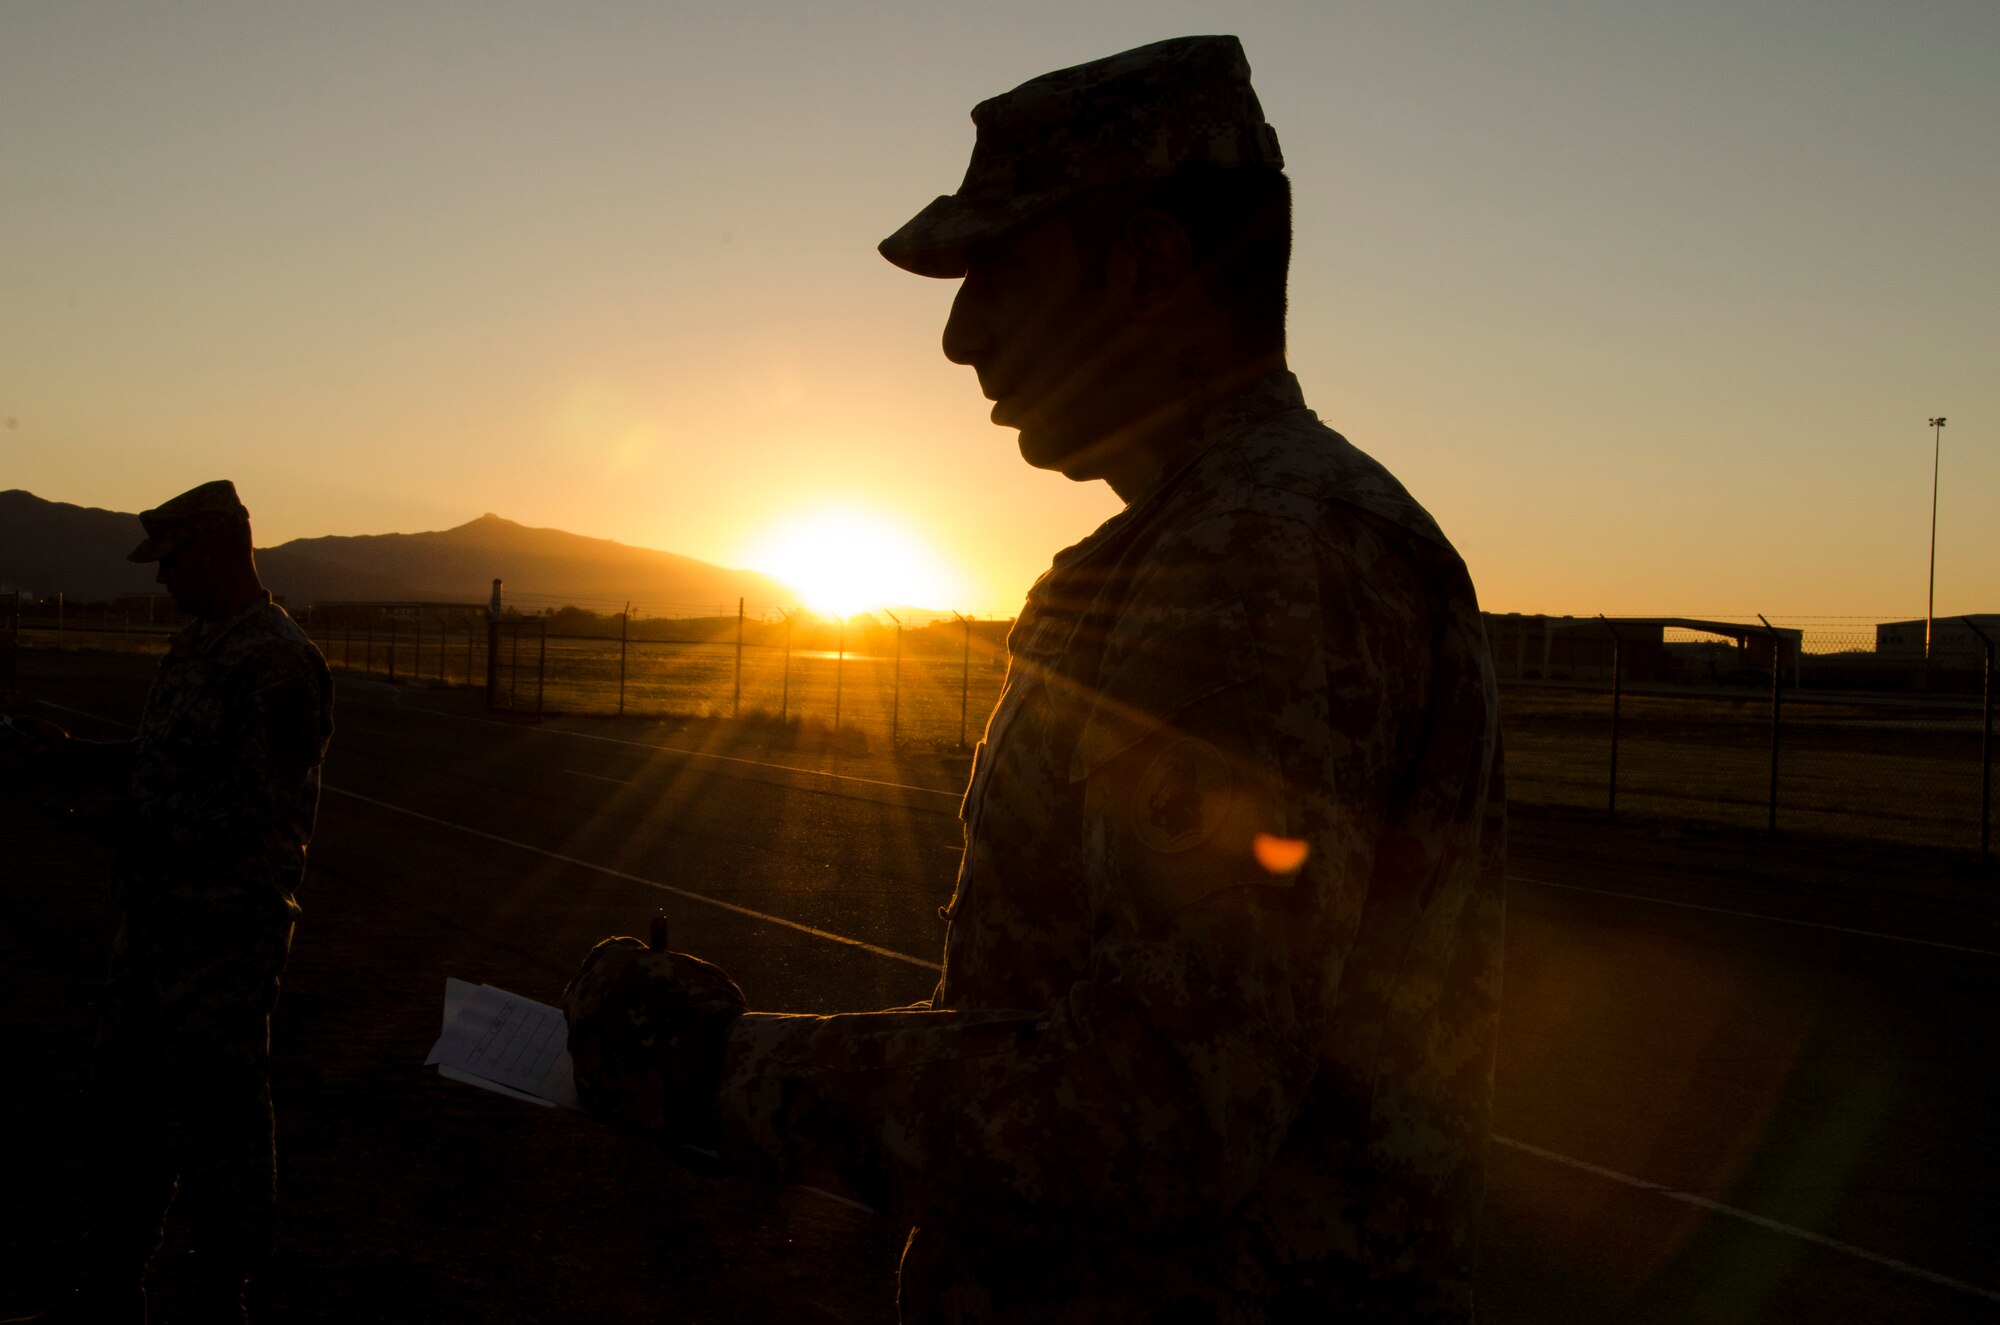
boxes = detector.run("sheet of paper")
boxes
[427,978,579,1109]
[424,981,877,1214]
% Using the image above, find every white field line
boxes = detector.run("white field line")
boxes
[1490,1135,2000,1303]
[324,786,944,973]
[361,701,2000,958]
[31,700,2000,960]
[335,778,2000,1304]
[346,698,960,799]
[1511,875,1999,958]
[35,698,1993,957]
[24,699,1998,1301]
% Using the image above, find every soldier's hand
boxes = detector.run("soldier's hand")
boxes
[0,713,69,759]
[68,795,140,848]
[563,935,747,1137]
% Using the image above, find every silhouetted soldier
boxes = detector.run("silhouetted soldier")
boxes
[565,35,1505,1322]
[2,481,334,1325]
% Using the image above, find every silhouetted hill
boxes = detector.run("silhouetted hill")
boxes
[262,514,794,610]
[1,492,796,610]
[0,490,161,600]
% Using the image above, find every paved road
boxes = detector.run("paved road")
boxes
[4,659,1996,1322]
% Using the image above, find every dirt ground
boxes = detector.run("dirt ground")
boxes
[0,667,913,1323]
[3,651,1994,1322]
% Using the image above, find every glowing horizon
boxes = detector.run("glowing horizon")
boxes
[740,506,966,618]
[2,5,1994,621]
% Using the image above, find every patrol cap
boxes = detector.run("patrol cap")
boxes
[127,480,250,563]
[879,35,1284,279]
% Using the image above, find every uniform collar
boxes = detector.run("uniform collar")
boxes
[1042,369,1307,583]
[172,592,274,658]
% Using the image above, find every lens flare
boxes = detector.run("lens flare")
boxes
[1253,833,1310,875]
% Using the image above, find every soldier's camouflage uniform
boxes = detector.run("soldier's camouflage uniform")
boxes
[76,596,333,1283]
[713,371,1506,1322]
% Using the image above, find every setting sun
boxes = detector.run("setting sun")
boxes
[743,507,960,617]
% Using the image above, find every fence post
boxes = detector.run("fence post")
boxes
[535,613,547,716]
[834,616,846,731]
[780,610,793,722]
[1,591,19,702]
[1600,616,1622,820]
[885,610,903,744]
[387,616,398,682]
[485,580,502,710]
[955,612,971,750]
[1758,614,1782,836]
[734,598,744,719]
[618,602,630,717]
[412,616,423,682]
[1963,617,1994,864]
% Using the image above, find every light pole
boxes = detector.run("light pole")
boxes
[1927,416,1947,664]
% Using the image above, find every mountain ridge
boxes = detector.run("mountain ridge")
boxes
[0,489,798,611]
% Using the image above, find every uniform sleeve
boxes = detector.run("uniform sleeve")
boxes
[714,515,1440,1229]
[168,642,333,851]
[60,737,137,791]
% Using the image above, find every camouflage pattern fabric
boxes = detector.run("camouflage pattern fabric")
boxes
[117,597,334,908]
[713,372,1506,1323]
[87,596,333,1280]
[87,891,296,1280]
[881,35,1284,279]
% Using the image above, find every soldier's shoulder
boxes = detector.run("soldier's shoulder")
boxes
[1226,409,1453,551]
[216,603,330,678]
[1126,413,1478,639]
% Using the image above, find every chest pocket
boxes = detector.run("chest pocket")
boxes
[1067,597,1257,784]
[959,607,1083,828]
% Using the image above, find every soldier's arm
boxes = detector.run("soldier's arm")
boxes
[0,713,134,790]
[175,645,332,846]
[714,520,1440,1227]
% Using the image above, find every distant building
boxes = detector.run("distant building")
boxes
[1482,615,1802,685]
[1876,615,2000,668]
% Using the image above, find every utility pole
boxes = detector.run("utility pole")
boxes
[1927,416,1947,667]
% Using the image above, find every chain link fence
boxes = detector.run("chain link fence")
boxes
[479,595,1012,750]
[4,592,181,661]
[10,589,1994,857]
[1496,616,1996,857]
[304,601,493,689]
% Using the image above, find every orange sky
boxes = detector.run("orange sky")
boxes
[3,2,1995,621]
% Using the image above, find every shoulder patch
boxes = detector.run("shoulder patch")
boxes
[1130,736,1233,853]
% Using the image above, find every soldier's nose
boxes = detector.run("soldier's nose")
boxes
[942,282,989,367]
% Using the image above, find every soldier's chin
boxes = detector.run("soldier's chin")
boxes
[1017,425,1110,482]
[1014,420,1074,471]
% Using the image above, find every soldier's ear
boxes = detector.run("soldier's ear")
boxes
[1121,209,1197,313]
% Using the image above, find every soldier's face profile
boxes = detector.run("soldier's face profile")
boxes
[943,212,1122,477]
[154,539,220,617]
